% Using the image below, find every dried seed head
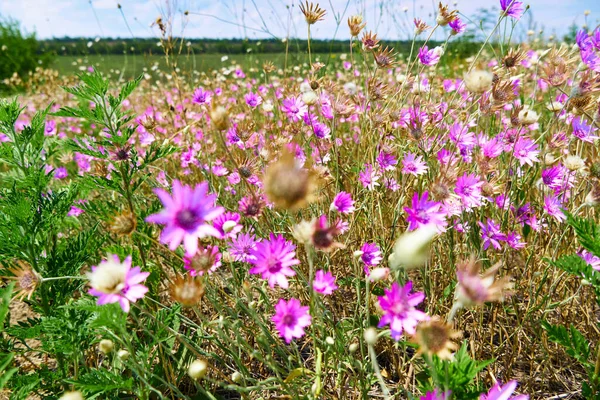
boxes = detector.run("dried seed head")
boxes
[170,275,205,307]
[374,46,397,69]
[210,105,229,131]
[412,317,461,360]
[436,2,458,26]
[501,48,526,70]
[299,1,327,25]
[3,261,41,301]
[263,150,319,210]
[263,61,276,73]
[109,211,137,236]
[348,15,366,37]
[463,69,494,93]
[361,31,380,52]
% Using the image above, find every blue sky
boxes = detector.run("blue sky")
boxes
[0,0,598,41]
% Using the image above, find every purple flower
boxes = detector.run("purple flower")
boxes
[572,117,598,143]
[361,242,383,268]
[248,233,299,289]
[506,231,526,250]
[579,250,600,271]
[213,212,243,239]
[377,281,429,340]
[500,0,524,19]
[67,206,85,217]
[281,96,308,122]
[512,137,539,166]
[313,270,338,295]
[542,165,564,189]
[146,181,225,256]
[544,195,566,223]
[331,191,355,214]
[480,380,528,400]
[272,298,312,343]
[402,153,428,176]
[359,164,381,190]
[404,191,446,231]
[478,218,506,250]
[54,167,68,179]
[377,151,398,171]
[449,18,467,34]
[312,122,331,139]
[244,92,262,108]
[192,87,212,105]
[87,254,149,313]
[228,232,257,262]
[455,173,484,209]
[418,46,442,66]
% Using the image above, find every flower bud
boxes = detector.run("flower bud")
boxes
[349,342,359,353]
[231,371,242,382]
[369,267,390,282]
[117,349,130,361]
[388,225,437,270]
[325,336,335,345]
[222,220,237,233]
[59,392,84,400]
[188,359,208,380]
[99,339,114,354]
[364,327,378,345]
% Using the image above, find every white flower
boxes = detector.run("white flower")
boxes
[302,90,319,105]
[463,70,493,93]
[388,225,437,270]
[188,359,208,380]
[87,258,126,294]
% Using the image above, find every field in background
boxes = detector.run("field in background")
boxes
[50,53,338,78]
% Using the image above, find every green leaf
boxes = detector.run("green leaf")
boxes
[0,282,14,329]
[541,321,591,365]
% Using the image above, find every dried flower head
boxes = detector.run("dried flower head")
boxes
[491,79,516,105]
[3,261,41,300]
[463,69,494,93]
[109,211,137,236]
[412,317,462,360]
[262,61,276,73]
[170,274,205,307]
[348,15,366,37]
[374,46,397,69]
[263,150,319,210]
[361,31,380,52]
[299,1,327,25]
[451,257,513,319]
[210,105,229,131]
[414,18,430,35]
[436,2,458,26]
[501,48,526,70]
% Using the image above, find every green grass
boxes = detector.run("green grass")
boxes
[50,52,341,78]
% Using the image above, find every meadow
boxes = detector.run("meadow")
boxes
[1,1,600,400]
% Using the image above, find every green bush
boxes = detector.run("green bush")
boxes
[0,17,54,90]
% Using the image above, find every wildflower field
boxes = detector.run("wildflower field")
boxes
[2,1,600,399]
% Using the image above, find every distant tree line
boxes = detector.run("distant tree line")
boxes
[38,37,480,58]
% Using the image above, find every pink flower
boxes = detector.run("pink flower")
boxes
[146,181,225,256]
[579,250,600,271]
[572,116,598,143]
[359,164,381,190]
[228,232,257,262]
[512,137,539,166]
[249,233,299,289]
[281,96,308,122]
[377,281,429,340]
[192,87,212,105]
[272,298,312,343]
[478,218,506,250]
[402,153,428,176]
[543,195,566,223]
[404,191,446,231]
[360,242,383,269]
[331,191,355,214]
[455,173,484,209]
[244,92,262,108]
[87,254,149,313]
[480,380,528,400]
[313,270,338,295]
[213,212,243,239]
[500,0,524,19]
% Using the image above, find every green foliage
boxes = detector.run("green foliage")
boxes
[543,212,600,398]
[0,17,54,91]
[417,342,492,399]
